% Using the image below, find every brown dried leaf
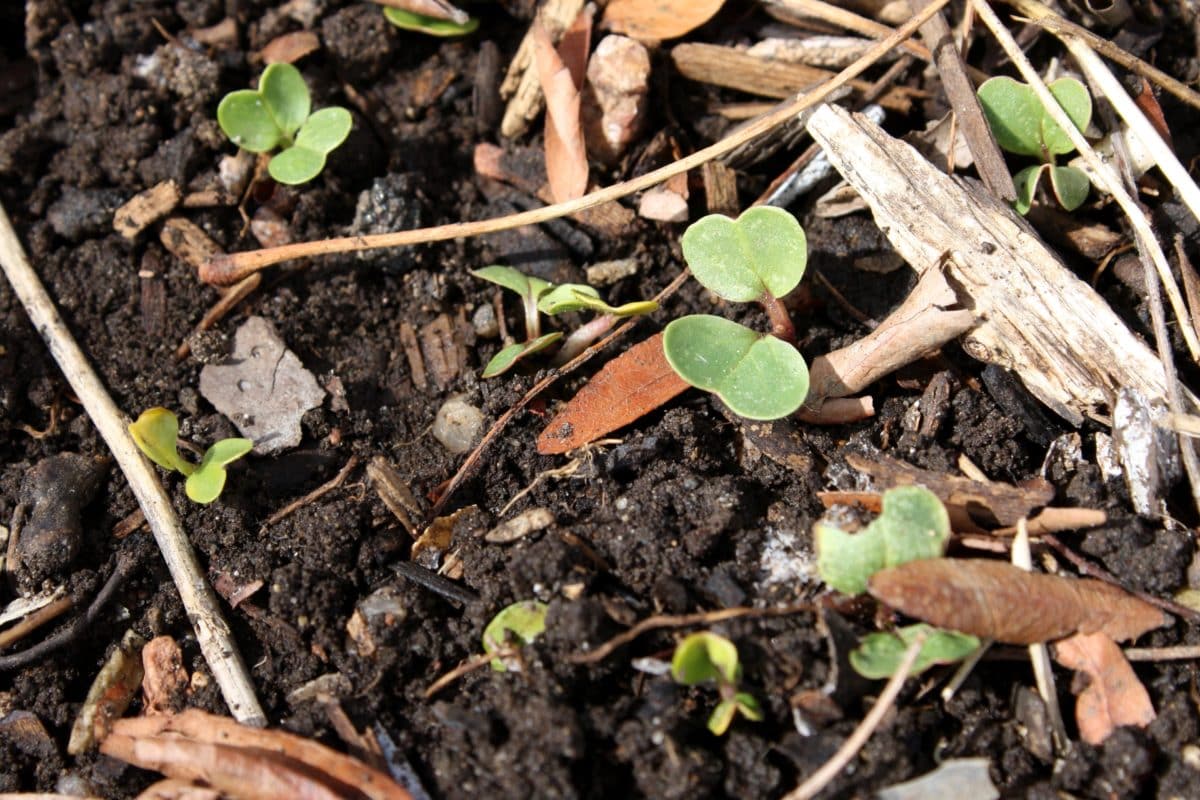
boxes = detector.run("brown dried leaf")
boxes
[1054,632,1156,744]
[137,777,223,800]
[538,332,689,454]
[141,636,189,716]
[867,559,1169,645]
[101,709,411,800]
[258,31,320,65]
[532,11,590,203]
[603,0,725,41]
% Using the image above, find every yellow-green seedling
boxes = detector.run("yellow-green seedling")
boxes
[472,266,657,377]
[850,624,980,680]
[483,599,549,671]
[671,631,763,735]
[217,63,352,185]
[383,7,479,36]
[129,408,253,504]
[663,207,809,420]
[977,76,1093,214]
[815,485,950,595]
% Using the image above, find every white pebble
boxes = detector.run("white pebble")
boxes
[433,395,485,454]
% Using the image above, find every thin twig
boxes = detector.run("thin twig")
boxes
[424,647,520,698]
[0,205,265,724]
[781,632,926,800]
[261,455,360,530]
[199,0,957,285]
[569,604,812,665]
[1125,645,1200,661]
[0,595,73,650]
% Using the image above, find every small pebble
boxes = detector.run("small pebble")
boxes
[472,304,499,338]
[433,395,485,454]
[585,258,639,287]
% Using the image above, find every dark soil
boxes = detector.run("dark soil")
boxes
[2,1,1199,798]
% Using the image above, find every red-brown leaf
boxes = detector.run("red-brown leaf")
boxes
[603,0,725,41]
[1054,631,1156,744]
[538,332,688,454]
[867,559,1169,645]
[532,9,591,203]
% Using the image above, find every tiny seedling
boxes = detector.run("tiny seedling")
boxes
[671,631,763,735]
[128,407,253,504]
[663,207,810,420]
[383,7,479,36]
[217,63,353,185]
[483,599,549,671]
[814,485,950,595]
[977,75,1093,214]
[471,266,657,377]
[849,624,981,680]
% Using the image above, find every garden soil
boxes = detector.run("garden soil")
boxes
[1,1,1199,798]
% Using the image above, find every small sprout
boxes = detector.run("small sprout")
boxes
[849,624,981,680]
[977,75,1093,214]
[383,7,479,36]
[537,284,659,318]
[483,600,549,671]
[671,631,762,735]
[663,207,810,420]
[128,408,253,504]
[217,63,352,185]
[471,266,552,339]
[481,332,563,379]
[815,485,950,595]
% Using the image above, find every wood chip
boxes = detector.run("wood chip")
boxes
[367,456,422,537]
[114,181,181,240]
[159,217,222,271]
[500,0,586,139]
[702,161,739,216]
[485,507,554,543]
[399,321,427,391]
[418,314,463,392]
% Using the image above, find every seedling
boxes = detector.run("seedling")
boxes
[483,599,549,671]
[977,75,1093,214]
[383,7,479,36]
[663,207,810,420]
[814,485,950,595]
[671,631,762,735]
[217,63,352,185]
[850,624,980,679]
[128,407,253,504]
[471,266,657,377]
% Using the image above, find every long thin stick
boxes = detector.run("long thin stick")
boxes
[0,205,265,726]
[200,0,957,285]
[972,0,1200,361]
[781,633,926,800]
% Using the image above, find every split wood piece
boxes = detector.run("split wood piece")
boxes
[760,0,934,63]
[159,217,222,271]
[702,161,740,216]
[499,0,586,139]
[845,452,1054,526]
[0,204,265,725]
[907,0,1015,202]
[868,558,1170,644]
[113,181,181,240]
[100,709,412,800]
[199,0,958,284]
[367,456,423,537]
[806,103,1176,425]
[671,43,921,114]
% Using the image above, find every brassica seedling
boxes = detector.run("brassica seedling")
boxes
[663,206,810,420]
[217,63,353,185]
[129,407,253,504]
[850,624,980,679]
[814,485,950,595]
[383,7,479,36]
[471,266,657,377]
[977,75,1093,214]
[671,631,762,735]
[483,599,549,671]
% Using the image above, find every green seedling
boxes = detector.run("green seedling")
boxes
[472,266,657,377]
[663,207,810,420]
[128,407,253,504]
[217,63,353,185]
[671,631,763,735]
[483,600,549,671]
[383,7,479,36]
[850,624,981,680]
[815,485,950,595]
[977,75,1093,214]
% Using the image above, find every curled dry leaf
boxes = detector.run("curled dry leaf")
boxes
[100,709,411,800]
[867,559,1169,645]
[1054,631,1156,745]
[142,636,190,716]
[532,8,591,204]
[603,0,725,41]
[538,332,688,454]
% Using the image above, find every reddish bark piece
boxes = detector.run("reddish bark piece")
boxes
[1054,631,1156,744]
[142,636,189,716]
[867,559,1169,645]
[101,709,411,800]
[532,8,591,204]
[538,332,689,454]
[603,0,725,41]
